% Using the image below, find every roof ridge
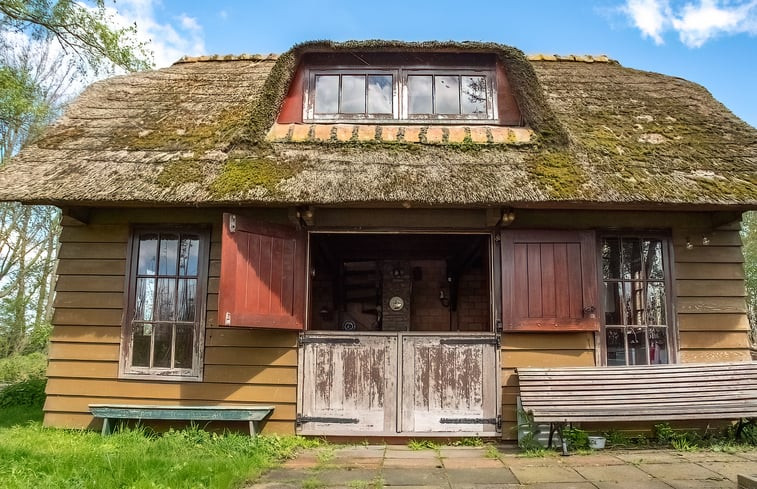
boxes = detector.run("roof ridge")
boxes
[173,53,279,65]
[528,53,614,63]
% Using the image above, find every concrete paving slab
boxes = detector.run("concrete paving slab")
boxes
[694,461,757,481]
[526,484,597,489]
[500,455,565,468]
[330,457,383,469]
[443,457,505,469]
[439,447,489,458]
[449,484,523,489]
[681,451,751,463]
[509,465,585,484]
[243,483,301,489]
[592,481,671,489]
[383,457,443,468]
[332,447,386,458]
[381,467,449,486]
[614,450,687,464]
[638,462,724,481]
[558,454,626,466]
[446,467,519,484]
[735,451,757,461]
[662,479,734,489]
[281,455,320,469]
[310,468,382,486]
[385,449,440,459]
[260,469,312,483]
[574,464,655,482]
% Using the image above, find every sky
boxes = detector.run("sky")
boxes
[107,0,757,127]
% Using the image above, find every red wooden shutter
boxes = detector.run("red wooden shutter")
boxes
[501,230,599,332]
[219,213,306,330]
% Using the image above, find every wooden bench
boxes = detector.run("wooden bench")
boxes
[89,404,274,436]
[517,362,757,448]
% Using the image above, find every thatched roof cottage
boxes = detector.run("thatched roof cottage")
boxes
[0,41,755,438]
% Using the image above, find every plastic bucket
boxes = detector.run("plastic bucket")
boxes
[588,436,606,449]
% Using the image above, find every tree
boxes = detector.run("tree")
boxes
[742,211,757,347]
[0,0,151,74]
[0,1,151,357]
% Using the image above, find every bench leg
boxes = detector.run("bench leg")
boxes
[101,418,112,436]
[249,421,256,437]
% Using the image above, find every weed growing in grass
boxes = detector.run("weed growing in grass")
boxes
[348,476,384,489]
[302,476,326,489]
[671,437,698,452]
[484,444,501,459]
[450,437,484,447]
[407,439,438,450]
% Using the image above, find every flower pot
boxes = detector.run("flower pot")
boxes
[588,436,606,450]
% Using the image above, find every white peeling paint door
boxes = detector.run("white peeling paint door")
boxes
[297,333,397,435]
[399,333,499,435]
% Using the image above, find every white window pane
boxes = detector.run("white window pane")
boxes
[606,327,626,366]
[137,234,158,275]
[603,282,622,326]
[622,282,644,325]
[155,278,176,321]
[643,239,664,280]
[315,75,339,113]
[175,325,194,369]
[178,235,199,276]
[158,234,178,275]
[135,278,155,321]
[435,75,460,114]
[152,324,172,368]
[627,327,648,365]
[646,282,666,325]
[177,279,196,322]
[601,238,621,279]
[408,75,433,114]
[367,75,392,114]
[341,75,365,113]
[461,76,487,114]
[649,327,668,364]
[131,324,152,367]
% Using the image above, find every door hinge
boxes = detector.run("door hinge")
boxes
[494,233,501,242]
[228,214,237,233]
[496,319,503,333]
[497,415,502,431]
[296,414,359,427]
[224,312,231,326]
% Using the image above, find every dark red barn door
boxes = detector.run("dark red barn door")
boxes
[219,213,306,330]
[501,230,599,332]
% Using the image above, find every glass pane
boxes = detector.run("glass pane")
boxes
[314,75,339,113]
[137,234,158,275]
[155,278,176,321]
[603,282,622,325]
[340,75,365,113]
[174,325,194,369]
[177,279,196,322]
[407,75,433,114]
[649,327,668,364]
[601,238,621,279]
[134,278,155,321]
[158,234,178,275]
[367,75,392,114]
[621,282,644,325]
[152,324,172,368]
[621,238,642,280]
[461,76,486,114]
[643,239,664,280]
[646,282,666,325]
[435,75,460,114]
[627,327,648,365]
[178,235,200,276]
[131,323,151,367]
[606,327,626,366]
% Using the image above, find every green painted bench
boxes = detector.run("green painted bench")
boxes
[89,404,274,436]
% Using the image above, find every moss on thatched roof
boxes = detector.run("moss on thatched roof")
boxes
[0,40,754,208]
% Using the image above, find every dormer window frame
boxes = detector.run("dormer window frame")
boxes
[303,64,498,124]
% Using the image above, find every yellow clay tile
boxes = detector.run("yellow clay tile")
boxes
[425,127,444,144]
[290,124,311,142]
[447,127,467,143]
[357,125,375,141]
[381,126,401,142]
[313,124,333,141]
[469,126,489,144]
[403,127,422,143]
[335,124,353,141]
[490,127,509,144]
[267,123,292,141]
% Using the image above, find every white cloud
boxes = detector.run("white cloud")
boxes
[218,10,228,20]
[105,0,206,68]
[622,0,757,47]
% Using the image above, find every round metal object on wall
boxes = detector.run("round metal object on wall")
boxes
[341,319,357,331]
[388,296,404,311]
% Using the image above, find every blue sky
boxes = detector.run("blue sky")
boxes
[112,0,757,127]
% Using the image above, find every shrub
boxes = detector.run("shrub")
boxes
[0,352,47,382]
[0,377,47,408]
[562,426,589,450]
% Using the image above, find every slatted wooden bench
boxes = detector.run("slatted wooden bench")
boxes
[517,362,757,448]
[89,404,274,436]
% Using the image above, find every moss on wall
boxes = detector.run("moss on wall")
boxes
[209,156,301,198]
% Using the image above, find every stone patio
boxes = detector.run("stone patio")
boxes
[245,445,757,489]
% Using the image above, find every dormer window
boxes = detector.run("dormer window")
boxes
[305,67,495,122]
[278,52,523,127]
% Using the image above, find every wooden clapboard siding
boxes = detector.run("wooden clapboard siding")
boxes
[500,332,595,439]
[45,209,299,434]
[674,224,751,363]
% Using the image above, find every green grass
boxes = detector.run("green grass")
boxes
[0,406,317,489]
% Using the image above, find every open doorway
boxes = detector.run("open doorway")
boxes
[308,233,492,333]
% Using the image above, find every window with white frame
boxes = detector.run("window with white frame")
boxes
[600,236,673,366]
[120,227,209,380]
[304,67,496,122]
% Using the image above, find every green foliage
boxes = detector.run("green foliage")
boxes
[0,352,47,382]
[671,437,698,452]
[407,439,438,450]
[0,415,316,489]
[653,422,676,444]
[562,426,589,451]
[0,404,43,427]
[603,429,631,447]
[484,444,501,459]
[516,409,545,451]
[450,437,484,447]
[0,377,46,407]
[0,0,151,74]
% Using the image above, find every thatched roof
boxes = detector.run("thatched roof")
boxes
[0,40,755,209]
